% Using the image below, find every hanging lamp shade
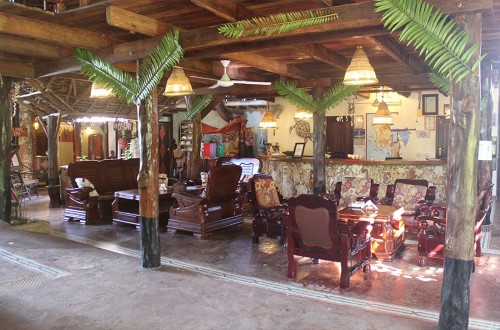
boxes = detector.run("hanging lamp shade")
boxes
[258,111,279,129]
[163,66,193,97]
[343,46,379,86]
[294,108,313,120]
[90,82,113,98]
[372,101,394,125]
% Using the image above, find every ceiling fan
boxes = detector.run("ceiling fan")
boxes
[191,60,271,89]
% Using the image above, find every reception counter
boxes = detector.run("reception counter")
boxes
[259,156,447,202]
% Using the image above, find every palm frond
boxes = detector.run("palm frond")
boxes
[428,71,450,95]
[74,48,137,104]
[275,79,317,113]
[186,95,213,121]
[374,0,484,83]
[219,9,338,38]
[136,29,184,104]
[318,83,359,116]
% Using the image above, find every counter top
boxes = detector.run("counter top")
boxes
[258,156,446,166]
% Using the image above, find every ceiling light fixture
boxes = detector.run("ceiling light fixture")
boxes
[90,82,113,98]
[294,108,313,120]
[343,46,378,86]
[372,101,394,125]
[163,66,193,97]
[258,111,279,135]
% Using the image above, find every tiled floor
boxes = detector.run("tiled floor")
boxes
[16,189,500,329]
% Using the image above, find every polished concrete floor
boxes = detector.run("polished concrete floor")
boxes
[2,189,500,329]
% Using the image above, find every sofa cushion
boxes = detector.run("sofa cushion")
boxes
[75,177,99,197]
[340,177,372,206]
[254,177,281,208]
[393,183,427,211]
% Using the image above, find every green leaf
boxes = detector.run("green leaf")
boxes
[275,79,317,112]
[317,83,359,116]
[374,0,483,84]
[428,71,450,95]
[74,48,137,104]
[136,29,184,104]
[219,8,339,38]
[186,95,213,121]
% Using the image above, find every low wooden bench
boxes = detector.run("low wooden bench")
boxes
[64,158,139,225]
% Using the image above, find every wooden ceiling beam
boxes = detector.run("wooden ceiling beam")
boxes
[0,12,113,50]
[0,59,34,78]
[26,79,75,114]
[369,36,427,73]
[0,35,72,59]
[34,1,493,78]
[106,5,308,79]
[293,43,349,70]
[190,0,255,22]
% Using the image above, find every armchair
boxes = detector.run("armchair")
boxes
[333,177,379,206]
[380,179,436,231]
[249,174,287,244]
[416,184,492,266]
[168,165,243,239]
[284,194,372,289]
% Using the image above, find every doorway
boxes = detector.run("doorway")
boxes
[326,116,353,156]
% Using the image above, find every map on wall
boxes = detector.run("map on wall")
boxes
[366,113,413,160]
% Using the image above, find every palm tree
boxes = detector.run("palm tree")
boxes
[74,29,184,269]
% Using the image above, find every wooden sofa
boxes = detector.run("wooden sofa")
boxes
[168,165,243,239]
[63,158,139,225]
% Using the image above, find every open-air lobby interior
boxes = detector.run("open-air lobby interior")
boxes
[3,0,500,329]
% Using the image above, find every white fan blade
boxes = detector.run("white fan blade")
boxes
[189,75,219,82]
[208,82,222,89]
[232,80,271,86]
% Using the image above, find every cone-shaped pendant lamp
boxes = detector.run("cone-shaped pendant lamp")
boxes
[258,111,279,129]
[90,82,113,98]
[343,46,378,86]
[163,67,194,97]
[372,101,394,125]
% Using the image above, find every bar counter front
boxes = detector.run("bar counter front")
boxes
[259,156,447,202]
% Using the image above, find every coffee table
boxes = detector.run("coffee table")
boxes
[338,205,405,261]
[111,189,174,230]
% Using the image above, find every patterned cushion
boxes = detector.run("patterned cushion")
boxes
[75,177,99,197]
[340,177,371,206]
[254,178,280,208]
[393,183,427,211]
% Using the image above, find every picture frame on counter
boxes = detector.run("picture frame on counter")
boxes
[422,94,438,115]
[293,142,305,158]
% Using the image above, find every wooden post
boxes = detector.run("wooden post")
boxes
[137,90,161,268]
[188,112,202,181]
[478,60,494,191]
[312,87,326,194]
[438,13,481,329]
[0,76,13,223]
[47,115,60,186]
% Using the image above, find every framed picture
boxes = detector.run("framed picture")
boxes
[424,116,436,130]
[422,94,438,115]
[293,142,305,158]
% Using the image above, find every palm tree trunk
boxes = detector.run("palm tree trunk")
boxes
[137,90,161,268]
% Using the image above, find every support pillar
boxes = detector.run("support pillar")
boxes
[312,87,326,194]
[438,12,481,329]
[137,90,161,268]
[0,76,13,223]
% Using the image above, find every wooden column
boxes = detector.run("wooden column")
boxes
[47,115,60,186]
[188,112,202,181]
[478,60,494,191]
[438,13,481,329]
[137,90,161,268]
[312,87,326,194]
[0,76,13,223]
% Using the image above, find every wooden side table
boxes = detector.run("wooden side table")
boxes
[111,189,173,230]
[338,205,405,261]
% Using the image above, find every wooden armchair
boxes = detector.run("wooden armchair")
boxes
[168,165,243,239]
[333,177,379,206]
[380,179,436,230]
[249,173,287,244]
[284,194,372,289]
[416,184,492,266]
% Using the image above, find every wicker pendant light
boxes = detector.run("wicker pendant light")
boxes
[163,67,194,97]
[372,101,394,125]
[343,46,379,86]
[90,82,113,98]
[258,111,279,129]
[294,108,313,119]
